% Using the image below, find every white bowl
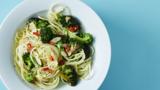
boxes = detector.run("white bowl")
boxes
[0,0,111,90]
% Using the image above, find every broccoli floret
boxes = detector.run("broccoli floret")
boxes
[29,17,54,43]
[22,53,35,82]
[22,53,33,70]
[59,15,81,27]
[40,27,54,43]
[29,17,49,29]
[69,32,93,44]
[22,53,39,69]
[83,45,91,59]
[60,65,78,86]
[24,72,34,82]
[59,15,81,32]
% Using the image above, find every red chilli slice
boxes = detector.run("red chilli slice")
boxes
[42,67,54,73]
[33,31,40,36]
[27,43,33,51]
[42,67,50,71]
[49,55,54,61]
[58,56,65,65]
[68,25,79,32]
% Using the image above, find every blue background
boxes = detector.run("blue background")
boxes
[1,0,160,90]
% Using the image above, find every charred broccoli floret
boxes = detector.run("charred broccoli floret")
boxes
[59,15,81,32]
[40,27,54,43]
[83,44,91,59]
[60,65,78,86]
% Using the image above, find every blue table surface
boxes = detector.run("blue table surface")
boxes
[1,0,160,90]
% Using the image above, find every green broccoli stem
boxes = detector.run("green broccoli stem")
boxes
[68,31,93,44]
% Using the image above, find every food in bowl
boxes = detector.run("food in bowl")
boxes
[13,4,94,89]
